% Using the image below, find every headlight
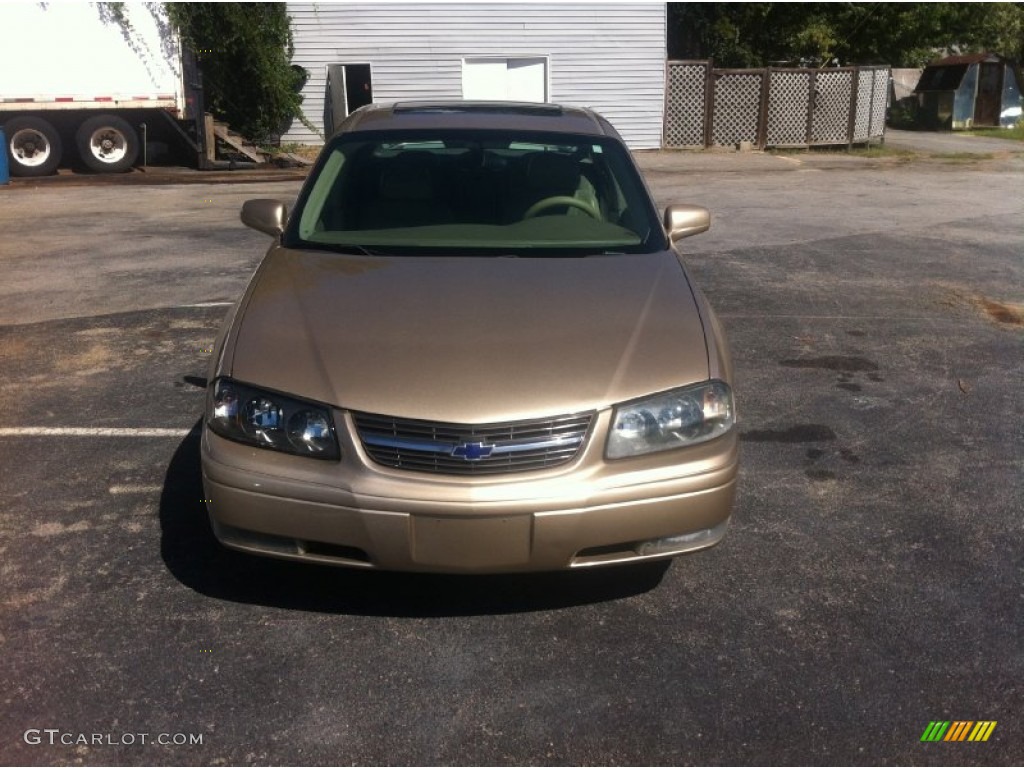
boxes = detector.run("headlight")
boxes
[207,378,341,460]
[607,380,734,459]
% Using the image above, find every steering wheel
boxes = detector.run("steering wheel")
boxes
[523,195,600,220]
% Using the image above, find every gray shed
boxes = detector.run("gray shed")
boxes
[281,2,667,149]
[913,52,1022,129]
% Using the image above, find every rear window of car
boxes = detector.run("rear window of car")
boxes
[284,130,665,256]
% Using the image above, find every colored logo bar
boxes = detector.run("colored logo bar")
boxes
[921,721,997,742]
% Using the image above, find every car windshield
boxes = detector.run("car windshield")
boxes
[284,129,664,256]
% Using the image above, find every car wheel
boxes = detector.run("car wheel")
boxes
[4,116,63,177]
[75,114,139,173]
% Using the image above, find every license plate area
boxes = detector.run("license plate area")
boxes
[411,515,532,569]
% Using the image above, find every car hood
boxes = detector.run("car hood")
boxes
[228,247,709,423]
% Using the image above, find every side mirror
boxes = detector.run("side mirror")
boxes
[664,204,710,243]
[241,199,288,237]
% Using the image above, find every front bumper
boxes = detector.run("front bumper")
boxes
[200,411,738,573]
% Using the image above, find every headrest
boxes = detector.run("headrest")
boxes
[378,153,437,201]
[525,153,580,193]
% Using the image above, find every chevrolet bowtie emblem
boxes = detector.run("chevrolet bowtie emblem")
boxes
[451,441,495,461]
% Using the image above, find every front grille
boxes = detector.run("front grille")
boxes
[352,411,593,475]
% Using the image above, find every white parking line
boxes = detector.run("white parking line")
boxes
[108,484,166,494]
[0,427,191,437]
[182,301,234,308]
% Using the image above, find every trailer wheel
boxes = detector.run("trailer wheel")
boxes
[4,116,63,177]
[75,115,139,173]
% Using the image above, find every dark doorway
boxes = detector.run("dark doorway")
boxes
[345,64,373,113]
[974,63,1002,126]
[324,64,373,137]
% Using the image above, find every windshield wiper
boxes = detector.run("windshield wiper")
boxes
[299,242,383,256]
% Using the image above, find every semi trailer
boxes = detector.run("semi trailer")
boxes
[0,3,221,176]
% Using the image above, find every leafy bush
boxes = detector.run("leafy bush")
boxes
[165,3,309,142]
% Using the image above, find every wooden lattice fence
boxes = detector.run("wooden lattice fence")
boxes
[664,61,890,149]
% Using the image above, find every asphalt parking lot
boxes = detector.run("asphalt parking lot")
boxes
[1,148,1022,766]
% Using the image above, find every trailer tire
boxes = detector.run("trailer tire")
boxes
[75,115,139,173]
[4,116,63,177]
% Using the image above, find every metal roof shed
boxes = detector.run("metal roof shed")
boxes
[913,52,1022,129]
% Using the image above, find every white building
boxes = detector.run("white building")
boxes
[281,2,666,148]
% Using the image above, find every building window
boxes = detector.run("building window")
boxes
[462,57,548,102]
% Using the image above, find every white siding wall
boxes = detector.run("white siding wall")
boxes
[283,2,665,148]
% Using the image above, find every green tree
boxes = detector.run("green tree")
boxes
[668,3,1024,67]
[165,2,306,141]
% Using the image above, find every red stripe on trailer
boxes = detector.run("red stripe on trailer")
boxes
[94,96,113,102]
[4,97,35,103]
[55,97,74,102]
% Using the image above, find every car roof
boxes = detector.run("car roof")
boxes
[336,101,621,140]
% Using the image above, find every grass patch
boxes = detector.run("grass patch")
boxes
[847,145,916,159]
[930,152,997,162]
[769,144,916,159]
[962,123,1024,142]
[770,144,1005,163]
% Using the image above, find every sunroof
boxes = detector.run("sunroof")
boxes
[393,101,564,117]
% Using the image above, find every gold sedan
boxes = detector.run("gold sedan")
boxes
[201,102,737,572]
